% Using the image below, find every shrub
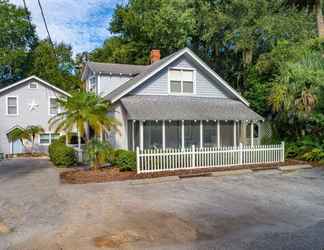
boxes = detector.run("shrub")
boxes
[113,149,136,171]
[301,148,324,161]
[48,141,76,167]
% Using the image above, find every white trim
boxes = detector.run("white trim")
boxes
[181,120,185,149]
[5,95,19,116]
[110,48,249,106]
[28,82,38,89]
[233,121,237,146]
[0,76,71,97]
[217,120,220,148]
[48,96,59,116]
[199,120,203,148]
[168,67,196,95]
[162,120,166,150]
[251,122,254,147]
[139,121,144,150]
[97,73,101,95]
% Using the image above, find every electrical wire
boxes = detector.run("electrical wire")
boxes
[37,0,57,58]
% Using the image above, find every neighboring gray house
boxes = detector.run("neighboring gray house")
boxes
[82,48,264,151]
[0,76,70,155]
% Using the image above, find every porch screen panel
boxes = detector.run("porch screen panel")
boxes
[127,121,133,150]
[184,121,200,147]
[143,121,162,149]
[220,121,234,146]
[165,121,181,148]
[133,121,140,149]
[203,121,217,147]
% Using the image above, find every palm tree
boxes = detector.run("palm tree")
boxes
[25,125,44,153]
[7,125,44,153]
[7,127,29,148]
[49,91,119,145]
[85,138,111,171]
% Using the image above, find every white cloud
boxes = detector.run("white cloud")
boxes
[10,0,122,53]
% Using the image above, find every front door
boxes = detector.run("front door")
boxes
[12,139,24,154]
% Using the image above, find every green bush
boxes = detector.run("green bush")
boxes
[301,148,324,161]
[113,149,136,171]
[48,141,76,167]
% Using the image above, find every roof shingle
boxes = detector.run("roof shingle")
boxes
[87,62,149,76]
[120,95,263,121]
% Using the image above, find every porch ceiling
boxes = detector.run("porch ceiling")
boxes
[120,95,263,121]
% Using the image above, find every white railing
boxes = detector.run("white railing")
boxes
[136,142,285,173]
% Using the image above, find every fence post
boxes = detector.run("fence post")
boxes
[239,143,243,165]
[136,147,140,173]
[192,145,195,167]
[281,141,285,162]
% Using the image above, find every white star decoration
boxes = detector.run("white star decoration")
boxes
[28,100,39,111]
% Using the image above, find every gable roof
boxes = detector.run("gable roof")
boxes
[85,61,149,76]
[105,48,250,106]
[0,76,71,97]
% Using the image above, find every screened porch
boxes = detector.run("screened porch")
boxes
[127,120,260,150]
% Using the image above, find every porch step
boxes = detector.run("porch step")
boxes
[178,172,212,179]
[278,164,312,171]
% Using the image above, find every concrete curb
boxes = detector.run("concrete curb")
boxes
[210,169,253,177]
[130,176,179,185]
[278,164,313,171]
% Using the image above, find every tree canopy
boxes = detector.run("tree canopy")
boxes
[0,0,81,91]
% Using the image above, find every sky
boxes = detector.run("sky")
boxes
[10,0,125,54]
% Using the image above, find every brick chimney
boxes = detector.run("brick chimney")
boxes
[150,49,160,64]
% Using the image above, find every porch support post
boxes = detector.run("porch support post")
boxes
[233,121,237,146]
[200,120,203,148]
[77,130,81,150]
[217,120,220,148]
[99,127,103,142]
[162,120,166,150]
[250,121,254,147]
[132,121,135,151]
[140,120,144,150]
[181,120,185,149]
[77,130,82,162]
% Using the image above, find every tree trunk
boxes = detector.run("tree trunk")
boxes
[315,0,324,38]
[243,48,253,66]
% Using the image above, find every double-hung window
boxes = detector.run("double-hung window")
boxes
[39,133,60,145]
[169,69,195,94]
[49,97,58,115]
[7,96,18,115]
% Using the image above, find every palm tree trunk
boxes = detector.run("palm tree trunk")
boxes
[243,48,253,66]
[315,0,324,38]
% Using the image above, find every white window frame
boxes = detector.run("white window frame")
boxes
[6,96,19,116]
[28,82,38,89]
[48,97,59,116]
[168,67,196,95]
[88,75,97,93]
[39,132,60,145]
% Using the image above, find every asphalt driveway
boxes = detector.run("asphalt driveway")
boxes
[1,158,324,250]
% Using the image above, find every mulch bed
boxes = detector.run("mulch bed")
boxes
[60,159,308,184]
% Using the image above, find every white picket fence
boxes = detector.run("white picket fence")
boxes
[136,142,285,173]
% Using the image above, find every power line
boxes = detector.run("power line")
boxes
[22,0,34,34]
[37,0,57,58]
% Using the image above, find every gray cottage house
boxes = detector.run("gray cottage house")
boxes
[0,76,70,155]
[82,48,264,151]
